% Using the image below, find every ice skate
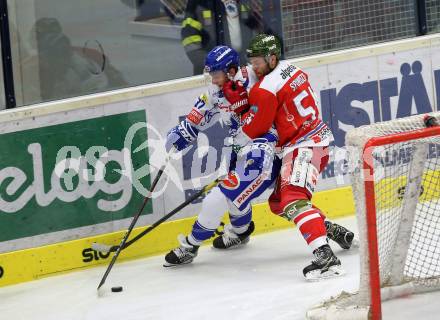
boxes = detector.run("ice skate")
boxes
[212,221,255,249]
[303,244,345,280]
[325,220,355,250]
[164,234,199,267]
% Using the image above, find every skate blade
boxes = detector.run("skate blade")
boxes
[212,237,250,250]
[212,243,248,250]
[338,237,359,250]
[305,265,346,281]
[163,259,194,268]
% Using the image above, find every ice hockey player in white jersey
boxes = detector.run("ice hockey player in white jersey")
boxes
[163,45,279,266]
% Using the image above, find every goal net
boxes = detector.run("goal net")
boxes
[306,113,440,320]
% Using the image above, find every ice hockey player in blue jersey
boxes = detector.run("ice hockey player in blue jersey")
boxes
[163,45,280,266]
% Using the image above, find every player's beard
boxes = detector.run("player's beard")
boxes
[256,64,271,78]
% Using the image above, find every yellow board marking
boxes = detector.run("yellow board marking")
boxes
[0,186,355,287]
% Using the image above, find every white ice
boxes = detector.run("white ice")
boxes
[1,216,440,320]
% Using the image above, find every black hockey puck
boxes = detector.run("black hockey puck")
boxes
[111,286,123,292]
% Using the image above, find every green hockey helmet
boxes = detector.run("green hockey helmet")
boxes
[246,34,282,59]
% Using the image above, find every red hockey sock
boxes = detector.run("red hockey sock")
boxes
[312,204,326,220]
[293,208,328,251]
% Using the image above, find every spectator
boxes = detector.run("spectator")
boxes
[29,18,126,102]
[181,0,265,75]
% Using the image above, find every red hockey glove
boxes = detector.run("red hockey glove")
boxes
[223,80,249,114]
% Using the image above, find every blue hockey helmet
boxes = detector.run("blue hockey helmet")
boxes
[204,46,239,73]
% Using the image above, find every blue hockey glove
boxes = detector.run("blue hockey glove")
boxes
[238,132,276,174]
[165,120,199,152]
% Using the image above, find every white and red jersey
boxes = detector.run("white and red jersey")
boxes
[240,60,333,150]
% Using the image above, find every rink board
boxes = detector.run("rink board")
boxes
[1,34,440,287]
[0,186,354,287]
[375,168,440,210]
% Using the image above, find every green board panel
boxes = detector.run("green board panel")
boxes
[0,111,151,241]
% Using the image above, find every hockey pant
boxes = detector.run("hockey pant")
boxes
[268,147,330,251]
[187,156,280,246]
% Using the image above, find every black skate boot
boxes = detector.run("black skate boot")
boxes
[325,220,354,250]
[163,235,199,267]
[212,221,255,249]
[303,244,344,281]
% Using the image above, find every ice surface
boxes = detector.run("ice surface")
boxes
[0,216,439,320]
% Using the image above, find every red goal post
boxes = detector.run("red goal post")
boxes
[307,113,440,320]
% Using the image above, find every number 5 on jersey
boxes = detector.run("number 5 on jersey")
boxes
[293,86,317,121]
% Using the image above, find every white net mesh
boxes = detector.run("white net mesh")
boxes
[307,113,440,320]
[372,139,440,287]
[406,176,440,286]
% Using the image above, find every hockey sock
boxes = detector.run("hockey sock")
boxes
[187,187,228,246]
[188,221,217,246]
[292,207,328,251]
[229,204,252,234]
[312,204,326,220]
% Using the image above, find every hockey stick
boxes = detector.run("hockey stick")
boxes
[92,177,222,255]
[97,150,173,290]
